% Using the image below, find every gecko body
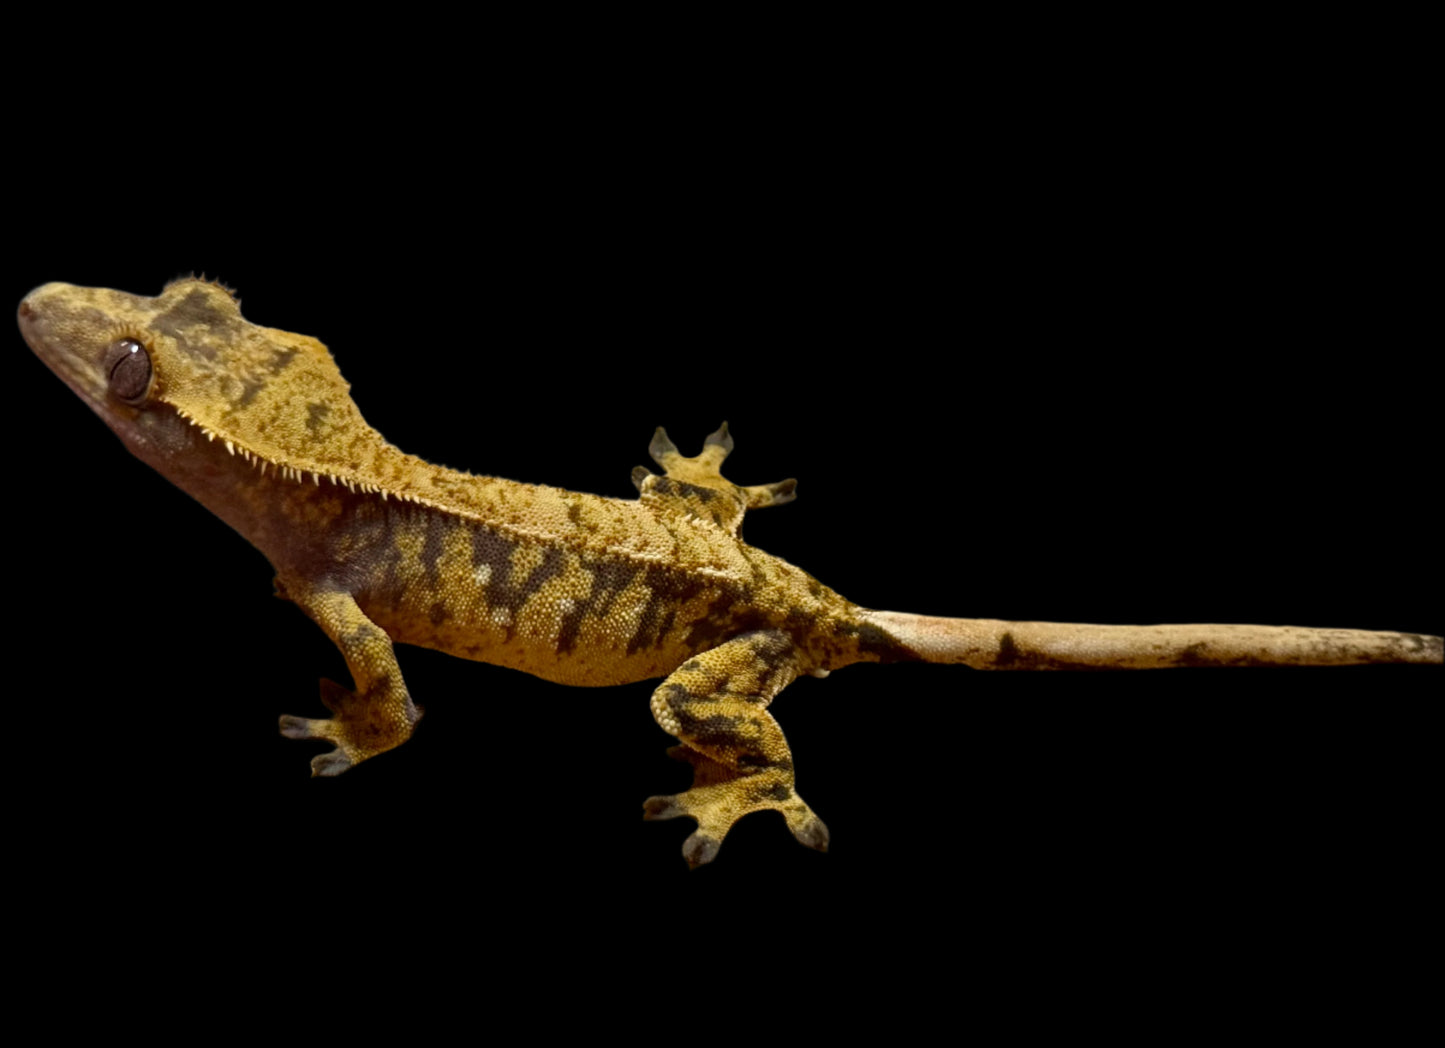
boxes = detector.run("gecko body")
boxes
[20,278,1440,866]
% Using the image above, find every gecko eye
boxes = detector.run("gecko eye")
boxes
[103,338,153,404]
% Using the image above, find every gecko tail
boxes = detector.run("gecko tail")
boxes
[859,610,1443,670]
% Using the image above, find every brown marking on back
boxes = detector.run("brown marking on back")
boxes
[554,555,646,655]
[682,590,753,649]
[468,524,569,639]
[152,288,242,355]
[627,565,712,655]
[267,347,298,373]
[306,402,331,433]
[514,546,567,606]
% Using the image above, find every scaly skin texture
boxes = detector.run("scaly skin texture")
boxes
[19,278,1442,867]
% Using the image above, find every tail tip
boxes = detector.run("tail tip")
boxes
[1409,633,1444,665]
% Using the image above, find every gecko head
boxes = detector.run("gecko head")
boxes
[19,278,368,467]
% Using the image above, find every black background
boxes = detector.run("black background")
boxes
[9,103,1435,974]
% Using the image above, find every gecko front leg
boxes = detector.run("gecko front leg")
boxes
[643,630,827,867]
[276,578,422,776]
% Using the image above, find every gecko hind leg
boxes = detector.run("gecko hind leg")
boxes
[643,631,828,867]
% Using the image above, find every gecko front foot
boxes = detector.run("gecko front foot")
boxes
[643,745,829,868]
[277,677,420,775]
[277,714,355,776]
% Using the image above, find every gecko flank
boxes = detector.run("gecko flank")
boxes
[19,279,1442,867]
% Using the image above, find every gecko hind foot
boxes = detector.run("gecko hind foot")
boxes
[643,747,829,868]
[644,424,796,512]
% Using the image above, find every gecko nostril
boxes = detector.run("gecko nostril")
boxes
[17,300,33,319]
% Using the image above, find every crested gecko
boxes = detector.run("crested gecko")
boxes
[19,278,1442,867]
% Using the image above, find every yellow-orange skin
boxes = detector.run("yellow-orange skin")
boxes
[19,279,1440,866]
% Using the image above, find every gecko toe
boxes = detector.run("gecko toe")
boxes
[310,750,354,777]
[278,714,313,739]
[790,812,830,853]
[642,795,683,821]
[702,422,734,456]
[682,831,721,869]
[648,427,679,465]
